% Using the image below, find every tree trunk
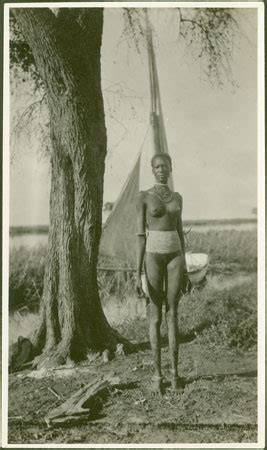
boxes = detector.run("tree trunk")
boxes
[12,8,130,367]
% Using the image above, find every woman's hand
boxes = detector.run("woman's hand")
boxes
[135,275,146,298]
[181,270,192,294]
[181,255,192,294]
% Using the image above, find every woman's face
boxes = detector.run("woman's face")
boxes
[152,156,171,184]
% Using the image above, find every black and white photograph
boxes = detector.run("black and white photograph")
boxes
[2,1,264,446]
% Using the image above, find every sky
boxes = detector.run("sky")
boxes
[9,6,258,225]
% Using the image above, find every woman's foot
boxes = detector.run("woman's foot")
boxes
[170,374,184,391]
[151,375,164,395]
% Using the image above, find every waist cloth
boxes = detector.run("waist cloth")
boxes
[146,230,182,254]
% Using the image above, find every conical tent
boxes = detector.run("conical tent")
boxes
[100,154,141,267]
[100,16,174,268]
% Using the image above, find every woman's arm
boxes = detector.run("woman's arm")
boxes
[176,194,185,255]
[176,194,192,293]
[136,191,146,297]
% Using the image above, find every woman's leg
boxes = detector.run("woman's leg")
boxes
[145,252,165,393]
[165,254,184,389]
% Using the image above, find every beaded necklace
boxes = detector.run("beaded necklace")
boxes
[154,184,173,203]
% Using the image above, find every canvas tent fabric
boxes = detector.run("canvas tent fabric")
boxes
[100,18,174,268]
[100,154,141,268]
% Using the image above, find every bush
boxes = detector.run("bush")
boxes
[193,280,257,350]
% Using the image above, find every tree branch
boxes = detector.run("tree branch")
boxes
[176,8,238,86]
[179,10,207,35]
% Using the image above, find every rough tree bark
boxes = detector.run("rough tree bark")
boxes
[12,8,130,368]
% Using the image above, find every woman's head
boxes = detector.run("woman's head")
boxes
[151,154,172,184]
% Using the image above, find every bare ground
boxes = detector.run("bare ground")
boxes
[8,340,257,444]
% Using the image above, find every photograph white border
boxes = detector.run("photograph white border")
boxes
[2,2,265,448]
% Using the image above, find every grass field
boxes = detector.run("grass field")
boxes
[9,228,257,351]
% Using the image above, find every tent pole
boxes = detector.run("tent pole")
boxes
[145,9,160,155]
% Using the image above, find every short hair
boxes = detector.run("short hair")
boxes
[151,153,172,169]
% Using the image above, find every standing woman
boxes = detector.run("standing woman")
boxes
[136,153,186,394]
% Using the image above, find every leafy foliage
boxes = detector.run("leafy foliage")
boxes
[10,12,43,90]
[10,12,52,160]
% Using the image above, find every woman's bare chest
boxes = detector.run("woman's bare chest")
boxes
[146,193,180,219]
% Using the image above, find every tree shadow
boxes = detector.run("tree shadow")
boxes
[130,321,211,353]
[162,369,257,390]
[190,370,257,382]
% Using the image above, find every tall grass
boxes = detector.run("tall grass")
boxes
[8,249,136,312]
[9,245,47,311]
[186,229,257,272]
[9,228,257,312]
[9,274,257,350]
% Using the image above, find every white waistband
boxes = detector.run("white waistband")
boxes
[146,230,181,254]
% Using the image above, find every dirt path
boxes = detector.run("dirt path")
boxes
[8,341,257,444]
